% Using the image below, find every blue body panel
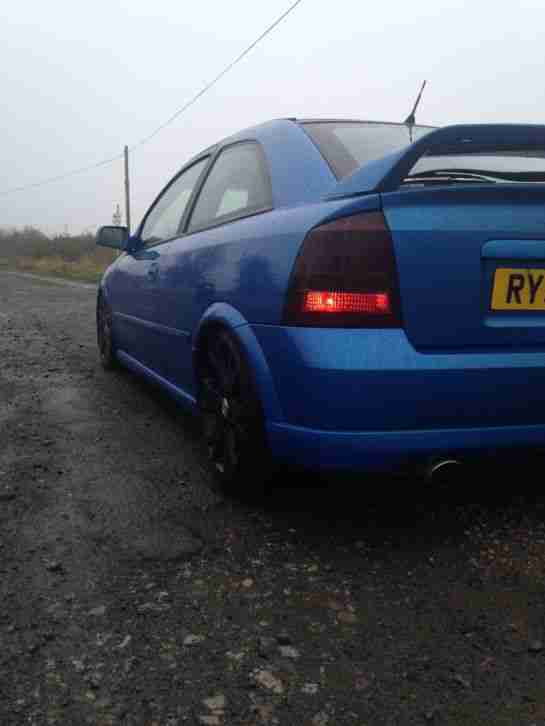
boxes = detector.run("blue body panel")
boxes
[240,120,337,207]
[251,326,545,430]
[100,120,545,474]
[381,185,545,349]
[267,421,545,473]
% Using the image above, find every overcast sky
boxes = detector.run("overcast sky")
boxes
[2,0,545,235]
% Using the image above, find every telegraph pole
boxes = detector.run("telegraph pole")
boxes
[124,145,131,234]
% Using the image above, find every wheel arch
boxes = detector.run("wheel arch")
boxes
[192,303,284,422]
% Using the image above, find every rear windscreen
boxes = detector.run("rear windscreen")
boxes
[303,121,434,178]
[412,151,545,180]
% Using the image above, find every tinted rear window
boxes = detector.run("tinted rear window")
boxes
[303,121,434,178]
[412,152,545,179]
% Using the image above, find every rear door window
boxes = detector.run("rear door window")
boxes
[187,142,272,232]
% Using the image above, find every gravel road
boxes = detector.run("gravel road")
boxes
[2,271,545,726]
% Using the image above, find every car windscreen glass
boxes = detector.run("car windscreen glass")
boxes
[302,122,435,178]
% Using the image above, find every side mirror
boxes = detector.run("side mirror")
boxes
[96,225,129,250]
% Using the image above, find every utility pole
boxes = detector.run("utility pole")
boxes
[124,145,131,234]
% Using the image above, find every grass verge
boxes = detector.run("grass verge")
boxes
[0,253,115,284]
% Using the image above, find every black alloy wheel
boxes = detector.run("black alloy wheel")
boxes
[198,329,270,492]
[96,293,117,370]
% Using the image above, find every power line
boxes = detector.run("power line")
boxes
[0,0,304,198]
[130,0,304,150]
[0,152,124,197]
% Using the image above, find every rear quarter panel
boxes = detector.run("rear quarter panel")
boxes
[156,198,373,334]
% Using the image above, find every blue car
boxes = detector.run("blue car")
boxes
[96,118,545,488]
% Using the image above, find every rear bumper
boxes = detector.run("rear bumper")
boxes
[267,420,545,472]
[250,325,545,471]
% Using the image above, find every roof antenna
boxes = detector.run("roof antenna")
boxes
[404,80,427,143]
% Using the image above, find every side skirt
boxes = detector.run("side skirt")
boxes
[116,349,197,412]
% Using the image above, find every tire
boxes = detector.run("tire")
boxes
[197,328,272,494]
[96,292,118,370]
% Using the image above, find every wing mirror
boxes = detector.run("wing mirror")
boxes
[96,225,129,250]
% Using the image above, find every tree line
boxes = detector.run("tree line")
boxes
[0,227,106,261]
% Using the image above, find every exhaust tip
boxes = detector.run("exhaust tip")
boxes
[426,458,463,484]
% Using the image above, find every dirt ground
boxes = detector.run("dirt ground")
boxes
[2,271,545,726]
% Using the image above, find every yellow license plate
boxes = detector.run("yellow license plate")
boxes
[491,268,545,311]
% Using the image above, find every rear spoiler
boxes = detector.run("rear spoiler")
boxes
[327,123,545,199]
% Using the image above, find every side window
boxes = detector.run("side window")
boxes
[188,143,271,232]
[141,157,209,245]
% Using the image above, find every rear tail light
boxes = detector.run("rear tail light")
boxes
[302,291,391,314]
[283,211,402,327]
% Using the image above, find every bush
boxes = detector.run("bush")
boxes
[0,227,101,259]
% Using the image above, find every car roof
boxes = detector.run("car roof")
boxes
[295,118,437,128]
[222,117,437,142]
[186,118,438,164]
[178,117,439,208]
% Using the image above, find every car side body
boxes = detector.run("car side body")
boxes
[98,118,545,474]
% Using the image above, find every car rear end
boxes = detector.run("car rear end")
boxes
[255,122,545,473]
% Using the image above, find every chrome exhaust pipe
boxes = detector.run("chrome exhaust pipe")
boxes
[426,457,463,484]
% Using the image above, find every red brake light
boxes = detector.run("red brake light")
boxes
[303,291,391,314]
[283,211,402,327]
